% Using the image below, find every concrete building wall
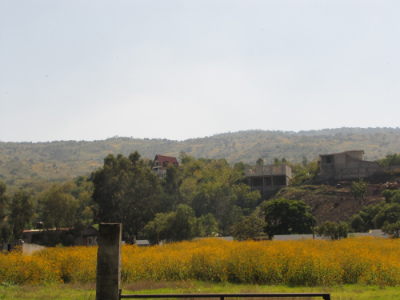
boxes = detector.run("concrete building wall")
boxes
[246,164,292,195]
[320,150,382,180]
[246,164,292,178]
[334,152,347,165]
[346,151,364,161]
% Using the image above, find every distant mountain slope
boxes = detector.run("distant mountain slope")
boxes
[1,127,399,189]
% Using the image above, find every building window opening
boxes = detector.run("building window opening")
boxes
[325,156,333,164]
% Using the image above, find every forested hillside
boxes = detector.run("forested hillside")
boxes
[1,140,399,246]
[1,127,399,191]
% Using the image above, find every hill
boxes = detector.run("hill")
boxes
[1,127,400,190]
[273,181,387,224]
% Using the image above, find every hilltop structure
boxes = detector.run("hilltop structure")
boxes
[319,150,381,180]
[152,155,179,178]
[245,164,292,196]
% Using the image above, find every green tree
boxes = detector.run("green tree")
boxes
[198,213,219,236]
[301,156,308,167]
[0,182,11,243]
[159,164,182,212]
[9,190,34,239]
[382,190,400,204]
[372,203,400,228]
[40,183,79,229]
[289,160,319,186]
[233,183,260,215]
[232,214,265,241]
[76,189,94,226]
[80,206,94,226]
[144,211,175,245]
[348,189,400,232]
[179,177,198,206]
[92,152,161,240]
[233,162,246,173]
[348,203,381,232]
[350,179,368,205]
[160,156,261,236]
[0,222,12,244]
[348,214,365,232]
[163,164,181,196]
[144,204,199,245]
[317,221,350,240]
[171,204,197,241]
[382,221,400,238]
[378,153,400,170]
[256,157,264,166]
[179,151,193,164]
[179,157,250,235]
[0,182,7,222]
[264,198,315,238]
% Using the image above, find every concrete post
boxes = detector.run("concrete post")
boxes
[96,223,122,300]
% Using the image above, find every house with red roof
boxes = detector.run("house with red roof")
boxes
[152,155,179,178]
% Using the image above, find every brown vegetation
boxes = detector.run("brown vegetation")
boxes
[274,180,396,224]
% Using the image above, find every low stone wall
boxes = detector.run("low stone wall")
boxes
[23,243,46,254]
[273,229,386,241]
[320,166,383,180]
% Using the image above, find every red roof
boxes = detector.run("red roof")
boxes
[153,155,179,170]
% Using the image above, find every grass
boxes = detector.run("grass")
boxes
[0,283,96,300]
[1,281,400,300]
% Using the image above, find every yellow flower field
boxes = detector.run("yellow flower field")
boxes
[1,237,399,286]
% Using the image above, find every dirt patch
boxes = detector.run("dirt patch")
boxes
[274,181,391,224]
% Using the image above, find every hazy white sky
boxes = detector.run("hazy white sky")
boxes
[1,0,399,142]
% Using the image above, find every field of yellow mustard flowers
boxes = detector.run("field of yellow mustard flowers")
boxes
[1,237,399,286]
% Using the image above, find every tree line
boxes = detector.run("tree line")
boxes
[0,151,262,245]
[1,151,400,246]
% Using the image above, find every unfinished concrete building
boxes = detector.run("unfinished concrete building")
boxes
[246,164,292,195]
[319,150,381,180]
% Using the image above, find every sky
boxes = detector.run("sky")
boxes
[1,0,399,142]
